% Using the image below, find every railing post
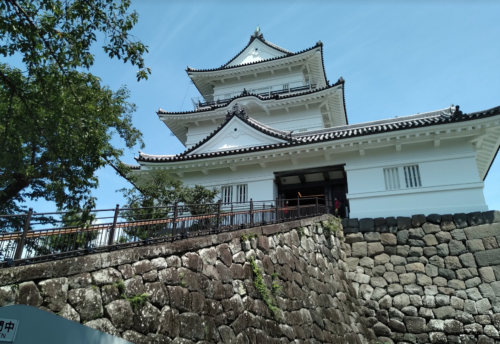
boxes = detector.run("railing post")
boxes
[108,204,119,246]
[275,198,279,223]
[249,199,254,227]
[262,203,265,224]
[172,203,178,238]
[297,197,301,220]
[230,203,234,227]
[14,207,33,260]
[315,197,319,216]
[216,200,222,233]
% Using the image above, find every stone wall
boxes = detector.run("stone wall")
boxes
[341,210,500,344]
[0,215,375,344]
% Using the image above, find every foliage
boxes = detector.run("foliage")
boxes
[323,216,342,237]
[241,232,258,241]
[248,256,282,321]
[0,0,149,221]
[122,293,148,310]
[119,170,219,240]
[297,227,305,238]
[23,207,99,256]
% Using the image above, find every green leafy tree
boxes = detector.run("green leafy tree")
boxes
[119,171,219,240]
[0,0,150,221]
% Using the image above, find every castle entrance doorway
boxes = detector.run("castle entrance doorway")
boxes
[274,165,349,218]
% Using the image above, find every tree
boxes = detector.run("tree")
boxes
[119,171,219,240]
[0,0,150,218]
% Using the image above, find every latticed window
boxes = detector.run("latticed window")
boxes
[384,165,422,190]
[404,165,422,188]
[235,184,248,203]
[221,184,248,204]
[221,186,233,204]
[384,167,401,190]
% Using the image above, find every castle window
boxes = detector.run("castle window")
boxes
[404,165,422,188]
[384,165,422,190]
[236,184,248,203]
[221,184,248,204]
[384,167,401,190]
[221,186,233,204]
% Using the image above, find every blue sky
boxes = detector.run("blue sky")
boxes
[20,1,500,213]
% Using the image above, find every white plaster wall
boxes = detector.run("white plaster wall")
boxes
[213,70,304,97]
[162,137,488,219]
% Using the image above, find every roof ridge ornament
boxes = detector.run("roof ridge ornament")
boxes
[252,25,263,39]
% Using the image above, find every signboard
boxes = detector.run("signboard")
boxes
[0,319,19,342]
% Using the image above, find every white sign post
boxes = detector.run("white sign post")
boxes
[0,318,19,343]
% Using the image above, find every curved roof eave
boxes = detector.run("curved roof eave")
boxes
[140,105,500,165]
[186,41,322,74]
[157,77,345,117]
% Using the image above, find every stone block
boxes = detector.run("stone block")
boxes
[444,256,462,269]
[436,244,449,257]
[441,220,456,231]
[359,218,374,232]
[364,232,381,242]
[104,299,134,331]
[427,214,442,224]
[404,316,426,333]
[459,253,477,268]
[68,287,103,322]
[406,263,425,273]
[18,281,42,307]
[409,227,425,239]
[348,218,359,228]
[482,237,498,250]
[475,248,500,267]
[437,234,451,246]
[380,233,397,246]
[479,267,496,283]
[467,239,486,253]
[91,268,122,286]
[444,319,463,334]
[38,277,68,312]
[484,210,500,224]
[368,242,384,257]
[467,212,486,227]
[345,233,364,244]
[451,228,466,241]
[433,306,455,319]
[464,223,500,240]
[449,240,467,255]
[423,234,438,246]
[397,217,412,230]
[423,223,440,234]
[453,213,468,229]
[352,242,367,258]
[412,214,427,228]
[400,273,416,285]
[397,230,409,245]
[386,217,397,226]
[476,298,493,314]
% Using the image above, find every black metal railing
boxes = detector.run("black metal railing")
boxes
[0,197,328,268]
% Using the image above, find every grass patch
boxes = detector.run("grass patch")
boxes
[323,216,342,237]
[241,232,258,241]
[122,293,149,311]
[248,256,282,321]
[297,227,305,238]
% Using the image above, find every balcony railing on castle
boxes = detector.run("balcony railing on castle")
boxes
[191,78,317,110]
[0,198,327,268]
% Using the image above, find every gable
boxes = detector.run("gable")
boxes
[189,116,288,155]
[226,39,287,67]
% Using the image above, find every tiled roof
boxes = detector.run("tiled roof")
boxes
[122,162,140,170]
[140,104,296,162]
[157,77,344,116]
[137,105,500,164]
[186,40,322,73]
